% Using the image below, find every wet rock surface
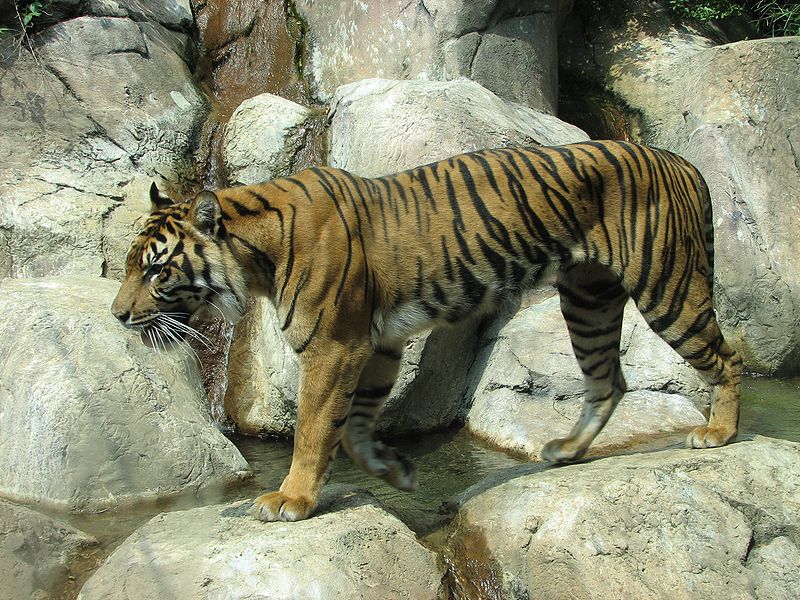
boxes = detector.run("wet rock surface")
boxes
[0,499,97,600]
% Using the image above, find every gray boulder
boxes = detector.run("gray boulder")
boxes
[223,93,317,186]
[561,5,800,374]
[466,292,709,459]
[0,277,248,511]
[295,0,573,111]
[329,78,588,177]
[0,499,97,600]
[78,488,444,599]
[445,436,800,599]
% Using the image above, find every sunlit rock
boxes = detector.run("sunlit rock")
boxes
[0,277,248,511]
[78,487,444,599]
[445,437,800,599]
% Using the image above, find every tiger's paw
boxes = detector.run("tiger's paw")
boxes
[251,491,315,522]
[541,437,587,464]
[347,439,417,491]
[686,425,737,449]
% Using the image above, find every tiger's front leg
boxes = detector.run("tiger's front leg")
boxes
[252,346,369,522]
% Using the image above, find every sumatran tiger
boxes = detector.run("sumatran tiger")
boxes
[111,141,742,522]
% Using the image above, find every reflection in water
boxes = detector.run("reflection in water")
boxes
[740,376,800,442]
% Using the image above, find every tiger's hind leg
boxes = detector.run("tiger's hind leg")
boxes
[542,263,630,463]
[341,342,417,491]
[634,265,742,449]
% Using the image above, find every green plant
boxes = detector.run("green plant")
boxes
[667,0,746,20]
[751,0,800,35]
[20,1,45,27]
[667,0,800,36]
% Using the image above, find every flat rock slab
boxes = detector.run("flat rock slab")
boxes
[0,277,248,511]
[0,499,97,600]
[446,436,800,599]
[78,487,444,599]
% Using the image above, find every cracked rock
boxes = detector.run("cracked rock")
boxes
[295,0,572,111]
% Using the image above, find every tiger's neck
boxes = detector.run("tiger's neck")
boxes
[215,185,290,300]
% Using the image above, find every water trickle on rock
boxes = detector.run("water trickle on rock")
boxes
[188,0,326,425]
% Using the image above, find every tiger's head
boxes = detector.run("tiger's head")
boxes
[111,183,248,349]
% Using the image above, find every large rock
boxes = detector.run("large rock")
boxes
[0,13,207,280]
[296,0,573,111]
[223,93,317,186]
[0,499,97,600]
[466,292,710,459]
[78,487,444,599]
[0,277,248,511]
[561,4,800,374]
[84,0,194,31]
[329,78,588,177]
[445,436,800,599]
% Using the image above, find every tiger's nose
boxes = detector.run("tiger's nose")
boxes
[112,306,131,326]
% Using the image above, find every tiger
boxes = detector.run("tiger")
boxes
[111,140,742,522]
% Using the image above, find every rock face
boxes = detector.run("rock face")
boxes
[0,12,207,281]
[78,487,444,600]
[446,437,800,599]
[466,292,709,458]
[561,3,800,374]
[295,0,573,112]
[0,277,248,511]
[329,78,588,177]
[0,499,97,600]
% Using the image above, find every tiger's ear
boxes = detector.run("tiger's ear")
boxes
[189,190,222,235]
[150,182,173,210]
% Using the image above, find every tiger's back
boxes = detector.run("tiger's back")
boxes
[112,140,741,522]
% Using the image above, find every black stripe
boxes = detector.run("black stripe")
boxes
[278,205,297,302]
[294,309,324,354]
[355,385,394,399]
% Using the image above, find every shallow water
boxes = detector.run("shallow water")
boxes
[740,376,800,442]
[49,376,800,596]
